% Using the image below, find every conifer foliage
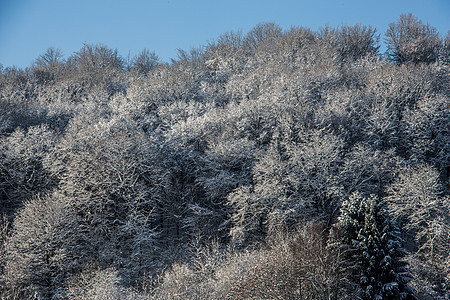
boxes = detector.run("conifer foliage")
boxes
[339,192,414,299]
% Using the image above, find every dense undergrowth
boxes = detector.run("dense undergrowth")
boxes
[0,14,449,299]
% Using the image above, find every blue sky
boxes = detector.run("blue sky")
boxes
[1,0,449,69]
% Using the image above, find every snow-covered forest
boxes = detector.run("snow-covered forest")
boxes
[0,13,449,299]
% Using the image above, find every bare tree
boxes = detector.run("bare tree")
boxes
[130,49,160,75]
[2,194,88,299]
[387,163,450,298]
[244,22,283,55]
[339,24,380,60]
[385,13,442,64]
[440,31,450,65]
[33,48,64,72]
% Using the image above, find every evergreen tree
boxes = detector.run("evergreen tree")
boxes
[339,192,414,299]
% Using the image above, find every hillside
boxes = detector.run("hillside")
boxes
[0,14,449,299]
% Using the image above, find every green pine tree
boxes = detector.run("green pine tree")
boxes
[339,192,415,299]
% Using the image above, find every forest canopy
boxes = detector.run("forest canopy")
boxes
[0,13,449,299]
